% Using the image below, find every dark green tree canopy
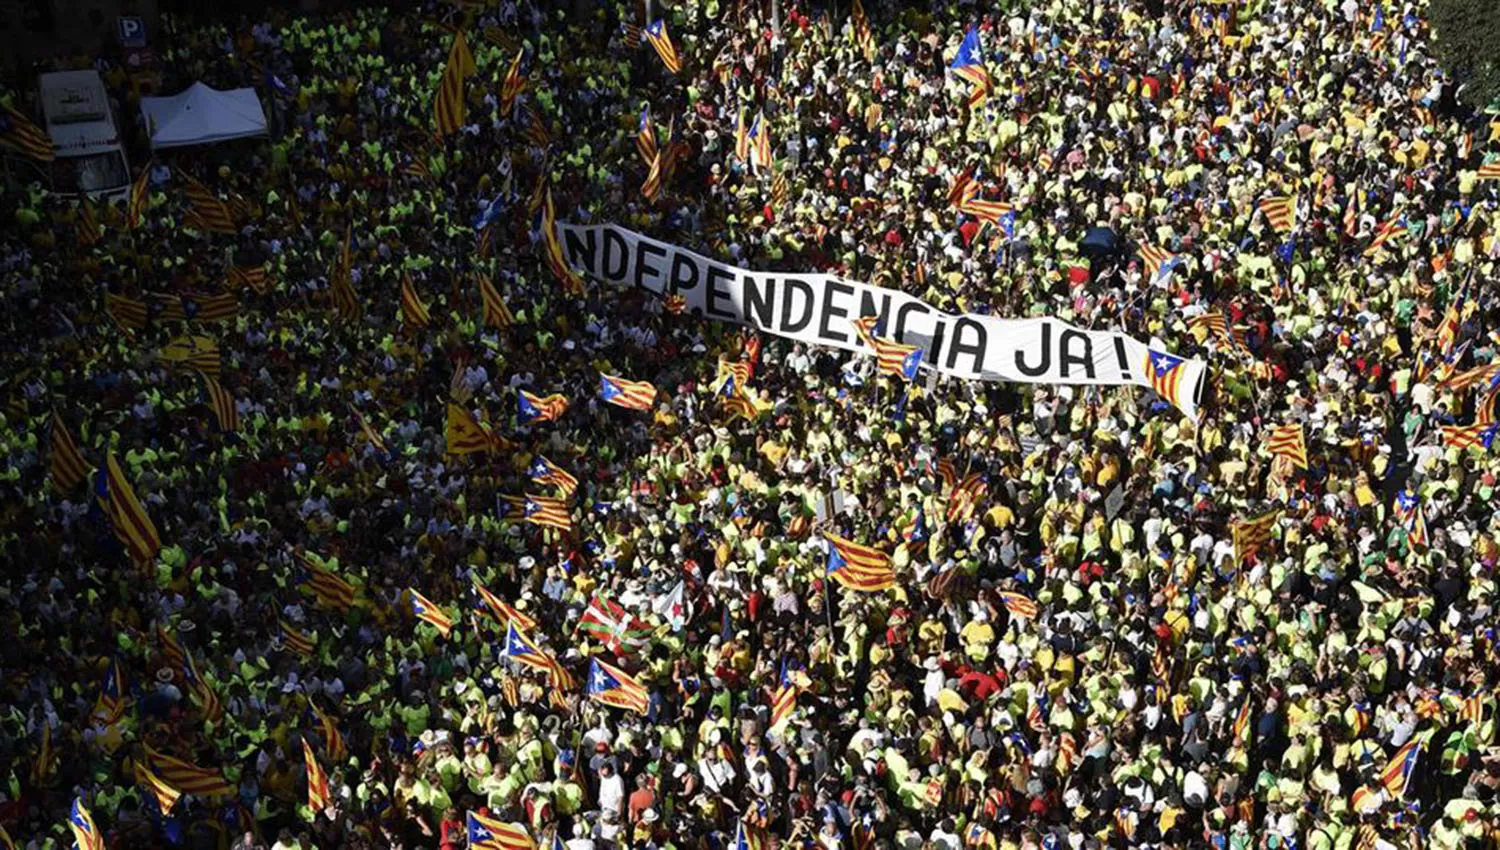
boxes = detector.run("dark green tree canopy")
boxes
[1431,0,1500,107]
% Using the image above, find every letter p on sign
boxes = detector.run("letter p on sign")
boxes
[118,16,146,47]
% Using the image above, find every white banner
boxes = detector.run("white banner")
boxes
[557,223,1207,418]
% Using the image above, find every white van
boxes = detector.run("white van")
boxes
[37,70,132,201]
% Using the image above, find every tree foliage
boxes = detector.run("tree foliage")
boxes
[1431,0,1500,107]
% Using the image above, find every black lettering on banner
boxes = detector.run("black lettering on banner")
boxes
[602,229,629,281]
[856,290,892,337]
[562,228,596,275]
[634,241,668,292]
[707,268,737,319]
[1058,330,1096,379]
[781,278,815,333]
[1112,336,1133,380]
[925,318,948,366]
[668,252,701,296]
[946,318,987,373]
[894,301,930,340]
[818,280,855,344]
[1015,321,1052,377]
[743,275,776,328]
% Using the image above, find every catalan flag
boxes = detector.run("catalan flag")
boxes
[748,112,772,172]
[48,410,89,492]
[295,552,356,611]
[1258,196,1296,234]
[68,798,104,850]
[946,166,976,209]
[1231,697,1252,746]
[127,165,152,228]
[157,624,189,675]
[542,189,586,295]
[1363,215,1407,256]
[446,403,501,455]
[600,373,658,410]
[641,150,663,201]
[1143,349,1188,411]
[134,761,181,815]
[148,292,239,324]
[104,293,148,332]
[302,738,330,813]
[350,404,389,454]
[409,588,455,637]
[529,455,579,497]
[636,104,658,166]
[31,723,52,786]
[1264,423,1308,469]
[644,19,682,74]
[473,580,539,633]
[99,452,161,564]
[310,702,346,763]
[587,657,651,714]
[934,457,958,493]
[1441,423,1499,450]
[1343,182,1364,236]
[519,390,568,424]
[1,105,54,163]
[1477,161,1500,181]
[228,264,269,294]
[199,372,238,432]
[146,745,235,797]
[824,534,897,592]
[75,199,102,246]
[503,622,571,688]
[1378,739,1422,799]
[399,273,431,328]
[520,103,550,147]
[1393,489,1428,548]
[160,334,221,378]
[499,48,525,114]
[720,374,761,421]
[1436,290,1465,357]
[93,656,128,725]
[998,591,1040,619]
[1187,312,1234,346]
[468,810,537,850]
[330,223,360,321]
[949,28,992,107]
[433,29,476,136]
[1231,510,1279,561]
[946,473,988,523]
[520,494,573,533]
[280,619,315,657]
[1138,244,1181,285]
[851,0,876,59]
[771,168,790,210]
[957,195,1012,225]
[735,108,750,162]
[872,336,924,380]
[182,653,223,724]
[620,21,643,49]
[1440,362,1500,391]
[181,172,237,234]
[477,273,515,328]
[769,660,803,735]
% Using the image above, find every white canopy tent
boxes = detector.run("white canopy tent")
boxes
[140,83,268,150]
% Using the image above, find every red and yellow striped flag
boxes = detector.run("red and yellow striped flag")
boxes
[302,738,331,812]
[101,452,161,564]
[851,0,876,59]
[433,30,476,136]
[1258,196,1296,233]
[280,619,315,657]
[499,49,525,115]
[824,534,897,592]
[478,273,515,328]
[145,745,235,797]
[0,105,54,162]
[134,761,183,815]
[1264,423,1308,469]
[48,410,90,493]
[198,371,238,432]
[181,172,238,234]
[330,223,360,322]
[127,164,152,228]
[399,273,431,328]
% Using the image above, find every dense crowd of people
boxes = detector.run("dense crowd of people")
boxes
[3,0,1500,847]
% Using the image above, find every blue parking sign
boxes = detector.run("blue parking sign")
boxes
[118,16,146,47]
